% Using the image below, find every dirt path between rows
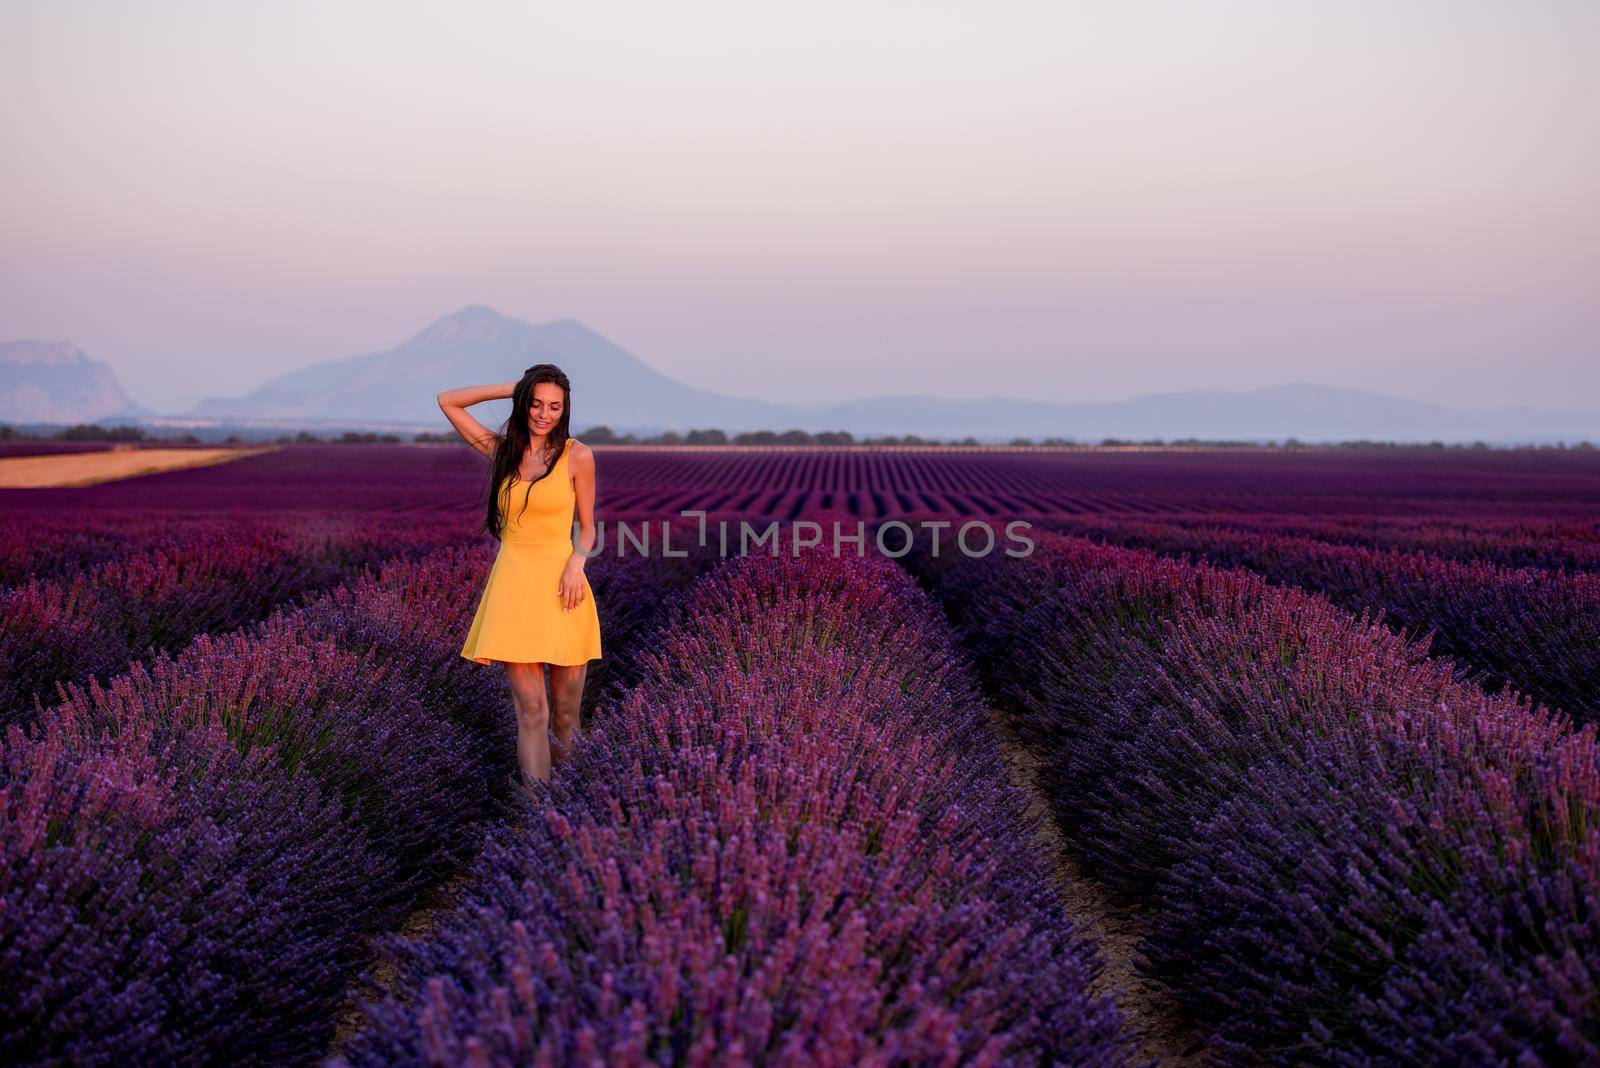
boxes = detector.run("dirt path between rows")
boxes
[326,865,475,1058]
[983,705,1211,1066]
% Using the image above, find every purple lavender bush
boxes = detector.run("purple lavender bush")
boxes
[333,547,1133,1067]
[1046,513,1600,574]
[49,623,497,912]
[0,517,467,728]
[2,541,518,1063]
[0,512,179,586]
[0,572,130,724]
[1,708,390,1065]
[293,544,521,762]
[906,526,1600,1063]
[1154,697,1600,1064]
[1037,517,1600,724]
[562,517,728,708]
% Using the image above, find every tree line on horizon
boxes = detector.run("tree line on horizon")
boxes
[1,422,1596,451]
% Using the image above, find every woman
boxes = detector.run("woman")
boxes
[436,364,603,793]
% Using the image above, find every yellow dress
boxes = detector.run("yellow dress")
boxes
[460,439,603,666]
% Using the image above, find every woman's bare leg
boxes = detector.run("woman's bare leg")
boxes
[503,661,551,785]
[548,663,589,771]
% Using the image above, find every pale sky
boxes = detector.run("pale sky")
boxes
[2,0,1597,413]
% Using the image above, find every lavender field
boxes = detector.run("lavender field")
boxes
[3,443,1598,1065]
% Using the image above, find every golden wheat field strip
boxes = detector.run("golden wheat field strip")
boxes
[0,446,277,488]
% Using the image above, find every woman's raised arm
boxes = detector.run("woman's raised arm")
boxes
[436,382,513,458]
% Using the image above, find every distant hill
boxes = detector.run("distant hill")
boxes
[823,383,1600,443]
[0,341,157,425]
[184,306,1600,443]
[188,305,797,431]
[8,307,1596,442]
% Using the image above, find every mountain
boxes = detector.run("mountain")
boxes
[188,305,797,431]
[0,341,157,425]
[824,383,1600,443]
[183,306,1599,443]
[9,307,1589,442]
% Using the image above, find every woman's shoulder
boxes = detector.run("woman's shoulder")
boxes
[560,434,592,463]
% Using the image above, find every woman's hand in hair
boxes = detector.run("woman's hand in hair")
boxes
[436,382,515,407]
[436,383,514,457]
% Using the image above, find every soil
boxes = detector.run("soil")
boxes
[983,705,1213,1066]
[325,866,475,1059]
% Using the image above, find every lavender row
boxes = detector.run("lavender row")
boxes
[590,443,1600,521]
[0,511,176,587]
[0,511,472,589]
[907,528,1600,1064]
[334,545,1134,1067]
[1039,516,1600,724]
[1048,513,1600,574]
[0,516,476,725]
[3,547,488,1064]
[1,537,710,1065]
[13,443,1600,520]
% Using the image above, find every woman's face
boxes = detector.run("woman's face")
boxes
[528,382,564,435]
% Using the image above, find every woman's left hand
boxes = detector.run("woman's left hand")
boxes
[558,561,587,612]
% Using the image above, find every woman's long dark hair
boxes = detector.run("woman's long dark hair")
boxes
[482,364,573,542]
